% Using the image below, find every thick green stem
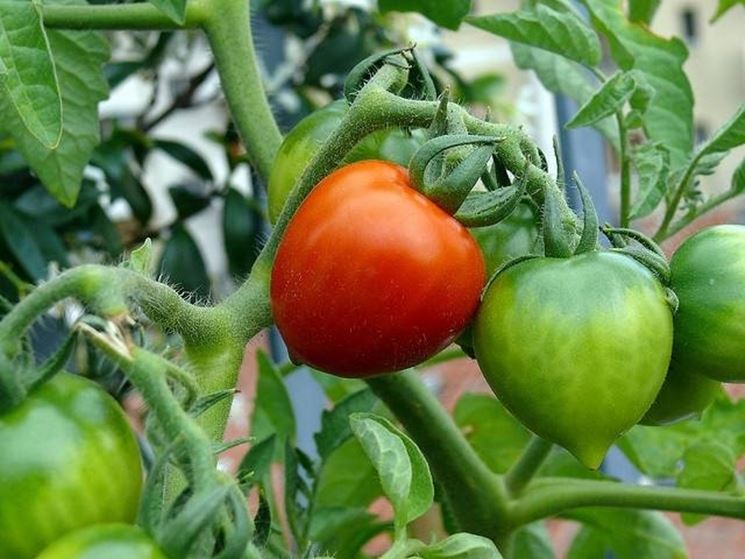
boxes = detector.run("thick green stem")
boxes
[366,371,511,540]
[617,112,631,227]
[655,153,704,240]
[202,0,282,182]
[41,1,210,30]
[511,478,745,526]
[504,436,553,497]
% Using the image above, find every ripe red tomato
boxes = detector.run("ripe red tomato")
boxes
[271,160,486,377]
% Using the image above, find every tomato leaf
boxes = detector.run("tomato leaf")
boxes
[566,71,650,129]
[467,4,601,67]
[314,438,383,509]
[510,43,619,150]
[250,351,296,445]
[127,239,154,276]
[566,508,687,559]
[315,388,377,460]
[453,393,531,474]
[628,0,661,23]
[697,104,745,160]
[629,142,671,220]
[168,184,211,221]
[157,222,210,300]
[0,1,62,148]
[350,413,434,532]
[154,139,213,181]
[511,522,556,559]
[732,158,745,193]
[581,0,693,171]
[237,434,276,492]
[419,532,503,559]
[0,204,48,280]
[308,507,389,558]
[677,441,742,525]
[222,187,260,278]
[378,0,471,30]
[711,0,745,22]
[148,0,187,25]
[0,0,110,207]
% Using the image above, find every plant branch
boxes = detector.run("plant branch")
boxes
[511,477,745,526]
[617,112,631,227]
[366,370,511,541]
[661,189,741,240]
[654,153,704,240]
[41,1,210,30]
[504,436,553,497]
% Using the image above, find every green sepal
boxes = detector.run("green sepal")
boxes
[541,185,574,258]
[553,136,566,191]
[600,226,666,258]
[407,48,437,101]
[138,439,180,533]
[344,48,409,103]
[665,287,680,314]
[0,354,26,414]
[213,483,253,559]
[189,389,237,418]
[409,134,500,214]
[454,162,528,227]
[344,46,432,104]
[480,154,512,191]
[572,172,599,254]
[601,225,671,284]
[611,246,671,284]
[212,437,252,456]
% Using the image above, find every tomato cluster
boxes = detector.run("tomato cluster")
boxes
[270,108,744,467]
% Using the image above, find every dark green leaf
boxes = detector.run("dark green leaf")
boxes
[711,0,745,22]
[250,351,296,444]
[237,434,276,490]
[628,0,661,23]
[630,142,670,219]
[510,43,619,149]
[168,184,211,220]
[222,187,260,278]
[467,5,601,67]
[379,0,471,30]
[732,158,745,193]
[90,204,123,257]
[566,508,687,559]
[581,0,693,170]
[0,0,110,206]
[315,388,377,460]
[157,222,210,299]
[567,71,649,129]
[154,139,213,181]
[512,522,555,558]
[697,104,745,159]
[0,1,62,148]
[148,0,187,25]
[453,393,531,474]
[104,60,143,89]
[0,204,48,280]
[253,491,272,546]
[309,507,388,558]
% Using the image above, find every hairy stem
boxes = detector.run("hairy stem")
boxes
[202,0,282,182]
[41,0,210,30]
[511,477,745,526]
[617,112,631,227]
[504,436,553,497]
[366,371,511,541]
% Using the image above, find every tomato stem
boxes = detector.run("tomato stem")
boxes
[41,1,210,29]
[504,436,554,497]
[617,111,632,228]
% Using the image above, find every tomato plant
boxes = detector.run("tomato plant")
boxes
[36,524,166,559]
[271,160,485,377]
[0,374,142,559]
[470,202,539,274]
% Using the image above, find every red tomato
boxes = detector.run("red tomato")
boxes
[271,160,486,377]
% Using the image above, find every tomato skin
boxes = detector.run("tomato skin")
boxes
[670,225,745,382]
[641,361,721,426]
[36,524,166,559]
[267,100,425,223]
[0,374,143,559]
[474,252,673,468]
[271,160,486,377]
[470,202,540,275]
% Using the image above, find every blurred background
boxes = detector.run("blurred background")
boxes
[0,0,743,556]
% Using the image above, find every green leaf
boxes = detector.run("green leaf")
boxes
[0,204,48,280]
[128,239,154,275]
[711,0,745,22]
[510,43,619,149]
[732,158,745,193]
[378,0,471,30]
[467,4,601,67]
[420,533,503,559]
[350,413,433,532]
[566,508,688,559]
[628,0,661,23]
[453,393,531,474]
[581,0,693,170]
[311,369,367,404]
[154,139,213,181]
[0,1,62,148]
[511,522,555,558]
[0,0,110,207]
[314,438,383,509]
[309,507,389,558]
[168,184,211,220]
[222,187,260,278]
[567,71,651,129]
[697,104,745,159]
[629,141,670,219]
[148,0,187,25]
[315,388,378,460]
[678,441,740,525]
[237,434,276,490]
[250,351,296,444]
[158,222,210,299]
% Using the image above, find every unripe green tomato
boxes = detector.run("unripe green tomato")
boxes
[36,524,166,559]
[670,224,745,382]
[474,252,673,469]
[267,100,426,223]
[470,202,540,275]
[641,361,722,426]
[0,374,143,559]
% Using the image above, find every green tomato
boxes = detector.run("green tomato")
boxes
[36,524,166,559]
[470,202,540,276]
[641,362,721,426]
[474,252,673,469]
[670,225,745,382]
[267,100,426,222]
[0,374,143,559]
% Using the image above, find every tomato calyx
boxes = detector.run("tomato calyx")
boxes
[601,225,672,285]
